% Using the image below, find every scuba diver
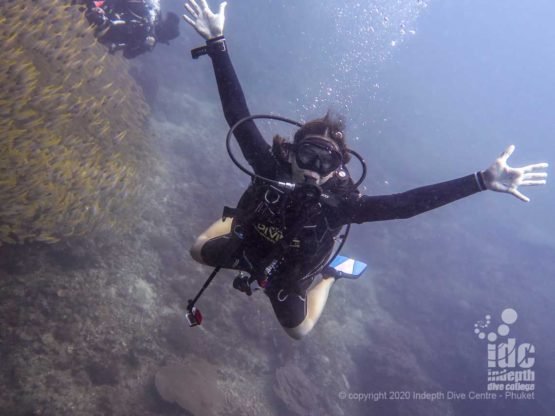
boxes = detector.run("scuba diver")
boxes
[85,0,180,58]
[182,1,549,340]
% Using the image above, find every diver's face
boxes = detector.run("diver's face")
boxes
[290,136,343,185]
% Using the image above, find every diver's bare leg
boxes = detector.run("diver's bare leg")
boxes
[190,217,233,264]
[284,276,336,340]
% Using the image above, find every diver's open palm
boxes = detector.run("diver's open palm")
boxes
[482,145,548,202]
[183,0,227,40]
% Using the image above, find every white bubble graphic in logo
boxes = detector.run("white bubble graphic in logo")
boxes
[474,308,517,341]
[501,308,518,325]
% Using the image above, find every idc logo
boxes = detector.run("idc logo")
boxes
[474,308,535,393]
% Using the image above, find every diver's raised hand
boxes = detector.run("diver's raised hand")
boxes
[182,0,227,40]
[482,145,548,202]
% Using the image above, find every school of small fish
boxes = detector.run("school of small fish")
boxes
[0,0,153,245]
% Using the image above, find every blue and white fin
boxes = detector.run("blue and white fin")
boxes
[326,255,368,279]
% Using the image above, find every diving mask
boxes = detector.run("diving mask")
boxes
[295,137,343,176]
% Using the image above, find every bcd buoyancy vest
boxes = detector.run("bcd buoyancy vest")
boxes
[224,166,356,284]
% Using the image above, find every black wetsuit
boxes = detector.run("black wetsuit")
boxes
[198,38,486,329]
[85,0,178,58]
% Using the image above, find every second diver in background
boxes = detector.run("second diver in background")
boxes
[85,0,180,58]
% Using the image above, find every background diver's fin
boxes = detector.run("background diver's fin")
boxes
[323,255,368,280]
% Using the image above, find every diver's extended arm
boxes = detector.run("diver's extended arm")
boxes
[345,146,548,223]
[345,173,484,223]
[183,1,274,176]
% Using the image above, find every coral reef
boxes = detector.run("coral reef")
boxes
[0,0,152,245]
[155,359,226,415]
[273,363,328,416]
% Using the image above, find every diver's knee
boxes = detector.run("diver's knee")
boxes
[283,319,315,340]
[190,218,233,264]
[189,241,205,264]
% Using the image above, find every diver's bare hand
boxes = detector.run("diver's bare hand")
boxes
[482,145,548,202]
[182,0,227,40]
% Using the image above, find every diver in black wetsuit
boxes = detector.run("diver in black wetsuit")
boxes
[85,0,179,58]
[183,0,549,339]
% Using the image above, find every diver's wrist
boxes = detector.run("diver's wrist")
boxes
[206,36,227,55]
[191,36,226,59]
[474,171,488,191]
[207,35,225,43]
